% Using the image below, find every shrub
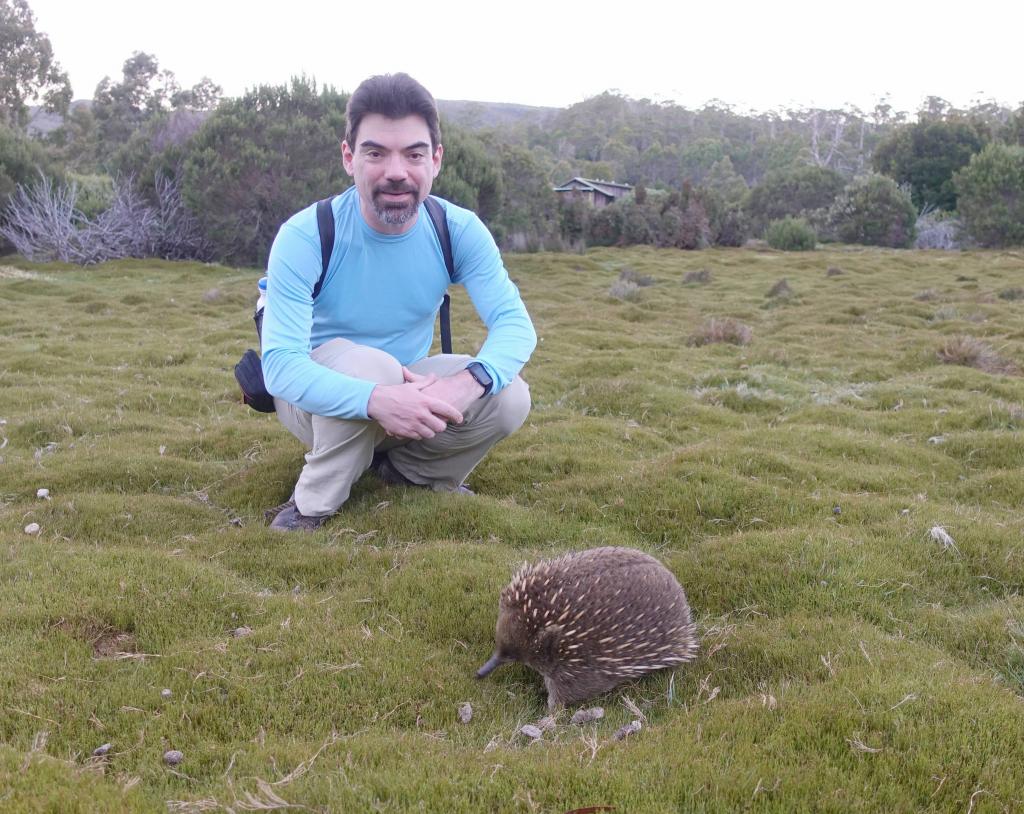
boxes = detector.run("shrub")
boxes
[767,278,793,298]
[618,267,655,287]
[953,143,1024,248]
[687,317,752,346]
[744,165,845,235]
[828,174,917,248]
[937,336,1018,375]
[765,217,816,251]
[683,268,712,285]
[608,279,641,301]
[914,211,963,249]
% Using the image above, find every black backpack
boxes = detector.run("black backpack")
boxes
[234,195,456,413]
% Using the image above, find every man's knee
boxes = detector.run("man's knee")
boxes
[311,338,403,385]
[493,376,531,436]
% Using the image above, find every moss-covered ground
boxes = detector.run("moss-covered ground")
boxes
[1,246,1022,812]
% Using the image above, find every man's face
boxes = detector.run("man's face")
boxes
[341,113,443,235]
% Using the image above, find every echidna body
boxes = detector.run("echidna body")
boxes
[477,547,698,709]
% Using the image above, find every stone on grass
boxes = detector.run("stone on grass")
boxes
[163,749,184,766]
[570,707,605,725]
[613,720,642,741]
[92,743,112,757]
[36,488,50,499]
[520,724,543,741]
[457,703,472,724]
[24,523,40,535]
[231,626,253,638]
[161,688,173,699]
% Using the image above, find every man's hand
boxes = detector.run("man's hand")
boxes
[418,369,485,416]
[367,368,465,440]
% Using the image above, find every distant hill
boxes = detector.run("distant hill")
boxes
[27,98,559,138]
[437,99,558,130]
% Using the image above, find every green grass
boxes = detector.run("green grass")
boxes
[1,247,1023,812]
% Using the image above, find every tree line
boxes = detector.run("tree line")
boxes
[2,0,1023,265]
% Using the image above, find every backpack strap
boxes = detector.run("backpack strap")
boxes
[312,195,337,300]
[423,195,455,354]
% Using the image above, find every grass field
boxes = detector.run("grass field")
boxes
[1,245,1023,813]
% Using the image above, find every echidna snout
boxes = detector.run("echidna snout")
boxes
[479,547,698,709]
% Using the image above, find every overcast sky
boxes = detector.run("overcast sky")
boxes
[28,0,1024,115]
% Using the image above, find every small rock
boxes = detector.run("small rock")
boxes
[36,488,50,499]
[520,724,543,740]
[457,703,472,724]
[570,707,605,725]
[24,523,40,535]
[161,688,173,699]
[927,435,946,444]
[92,743,112,757]
[613,720,642,741]
[832,505,842,515]
[163,749,184,766]
[535,715,557,732]
[230,626,253,638]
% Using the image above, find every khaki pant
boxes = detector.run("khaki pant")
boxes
[274,338,531,516]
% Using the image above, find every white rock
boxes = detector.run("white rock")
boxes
[231,626,253,638]
[613,720,642,741]
[520,724,543,740]
[570,707,605,725]
[163,749,183,766]
[457,703,472,724]
[36,488,50,499]
[24,523,40,535]
[161,688,173,699]
[92,743,112,757]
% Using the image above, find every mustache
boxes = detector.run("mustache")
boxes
[374,182,418,196]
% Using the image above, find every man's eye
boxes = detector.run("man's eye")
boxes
[408,152,424,161]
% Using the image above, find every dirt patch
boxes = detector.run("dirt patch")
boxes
[51,618,138,659]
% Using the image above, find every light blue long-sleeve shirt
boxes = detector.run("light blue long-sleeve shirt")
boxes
[261,187,536,419]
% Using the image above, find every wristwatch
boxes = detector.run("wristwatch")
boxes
[465,362,493,397]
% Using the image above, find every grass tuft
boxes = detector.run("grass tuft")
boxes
[998,286,1024,301]
[937,335,1019,375]
[608,279,641,301]
[682,268,712,285]
[687,317,753,346]
[766,278,793,298]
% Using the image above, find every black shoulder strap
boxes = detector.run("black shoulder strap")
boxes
[423,195,454,354]
[313,195,337,300]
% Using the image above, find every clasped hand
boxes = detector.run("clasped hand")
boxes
[367,367,480,440]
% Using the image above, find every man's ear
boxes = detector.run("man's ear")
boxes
[432,143,443,178]
[341,140,355,177]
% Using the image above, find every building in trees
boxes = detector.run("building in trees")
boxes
[553,177,632,208]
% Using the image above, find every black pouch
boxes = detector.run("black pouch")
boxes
[233,349,277,413]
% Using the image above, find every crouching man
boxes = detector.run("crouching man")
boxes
[260,73,536,532]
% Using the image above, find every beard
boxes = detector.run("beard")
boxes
[371,182,421,226]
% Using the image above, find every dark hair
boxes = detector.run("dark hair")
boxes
[345,73,441,150]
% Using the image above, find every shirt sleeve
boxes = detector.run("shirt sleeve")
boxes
[450,211,537,393]
[260,220,377,419]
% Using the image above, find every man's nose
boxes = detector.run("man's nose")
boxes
[384,154,408,180]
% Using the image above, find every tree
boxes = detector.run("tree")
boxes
[0,0,71,127]
[432,124,502,225]
[954,143,1024,247]
[872,118,985,211]
[178,77,350,266]
[744,164,844,235]
[828,173,916,248]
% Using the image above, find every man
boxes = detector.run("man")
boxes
[260,73,536,532]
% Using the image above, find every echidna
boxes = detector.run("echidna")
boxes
[476,546,698,709]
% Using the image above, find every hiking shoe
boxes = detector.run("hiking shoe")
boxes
[370,452,474,495]
[268,500,330,532]
[263,496,295,524]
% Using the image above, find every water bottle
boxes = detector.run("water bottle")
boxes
[254,276,268,340]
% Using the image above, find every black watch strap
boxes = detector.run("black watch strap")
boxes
[466,362,493,397]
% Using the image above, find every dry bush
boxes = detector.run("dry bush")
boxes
[914,289,940,302]
[767,278,793,298]
[619,267,655,287]
[608,279,641,301]
[937,336,1019,375]
[826,266,843,277]
[683,268,712,285]
[687,317,753,347]
[998,287,1024,301]
[930,306,959,322]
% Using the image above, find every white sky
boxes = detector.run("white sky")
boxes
[28,0,1024,115]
